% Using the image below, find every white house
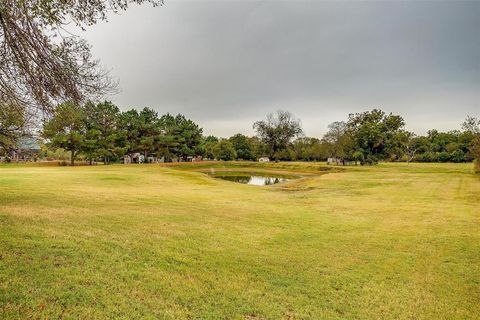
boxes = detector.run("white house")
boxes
[258,157,270,162]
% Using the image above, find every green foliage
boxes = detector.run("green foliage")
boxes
[137,108,161,157]
[119,109,142,155]
[347,109,406,165]
[229,134,255,160]
[38,105,478,167]
[290,137,328,161]
[213,140,237,161]
[42,102,86,165]
[41,102,206,164]
[408,130,474,163]
[84,101,124,164]
[158,113,203,160]
[248,136,268,159]
[198,136,219,160]
[0,104,26,152]
[351,150,365,164]
[322,121,353,162]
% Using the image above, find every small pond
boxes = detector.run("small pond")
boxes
[208,172,296,186]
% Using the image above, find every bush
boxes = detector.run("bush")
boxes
[414,152,435,162]
[437,152,451,162]
[450,150,465,163]
[351,151,364,165]
[58,160,68,166]
[275,149,296,161]
[362,155,378,165]
[475,160,480,174]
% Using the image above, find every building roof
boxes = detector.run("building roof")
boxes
[17,137,41,150]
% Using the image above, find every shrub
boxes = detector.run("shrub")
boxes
[416,152,436,162]
[362,155,378,166]
[351,151,364,165]
[275,149,296,161]
[437,152,451,162]
[450,150,465,163]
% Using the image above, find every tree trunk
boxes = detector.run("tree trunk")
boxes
[407,149,417,165]
[70,150,75,166]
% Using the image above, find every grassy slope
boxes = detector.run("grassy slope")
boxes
[0,162,479,319]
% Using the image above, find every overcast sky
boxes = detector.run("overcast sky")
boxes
[81,0,479,137]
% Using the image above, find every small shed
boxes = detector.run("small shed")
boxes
[327,157,343,165]
[258,157,270,163]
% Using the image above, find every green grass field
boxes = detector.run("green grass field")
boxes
[1,162,479,319]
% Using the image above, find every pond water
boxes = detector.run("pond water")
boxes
[212,175,290,186]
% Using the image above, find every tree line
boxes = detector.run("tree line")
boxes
[41,101,203,165]
[35,102,480,171]
[0,100,479,173]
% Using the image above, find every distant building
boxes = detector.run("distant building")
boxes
[146,156,154,163]
[327,157,343,165]
[123,153,145,164]
[258,157,270,162]
[10,137,41,162]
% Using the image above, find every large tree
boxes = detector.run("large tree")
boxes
[119,109,142,157]
[213,140,237,161]
[119,107,162,160]
[198,135,218,160]
[138,107,160,159]
[0,0,160,113]
[322,121,352,164]
[405,135,429,163]
[84,101,123,164]
[229,133,255,160]
[347,109,406,164]
[42,102,86,165]
[253,110,303,161]
[158,114,203,161]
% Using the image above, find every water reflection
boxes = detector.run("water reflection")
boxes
[214,175,289,186]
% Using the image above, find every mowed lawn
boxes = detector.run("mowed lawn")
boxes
[0,162,479,319]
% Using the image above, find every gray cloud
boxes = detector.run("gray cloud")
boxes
[81,0,480,137]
